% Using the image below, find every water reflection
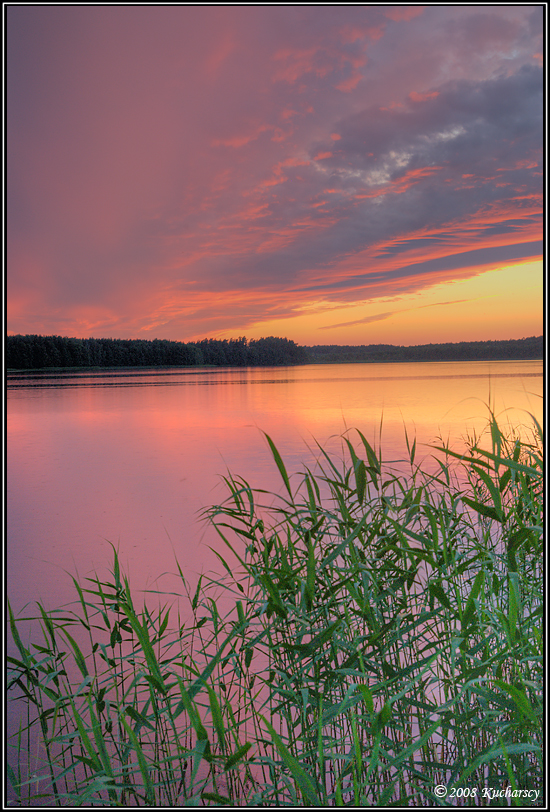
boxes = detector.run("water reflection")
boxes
[7,361,542,617]
[7,361,543,389]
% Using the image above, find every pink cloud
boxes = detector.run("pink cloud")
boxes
[409,90,439,102]
[383,7,426,23]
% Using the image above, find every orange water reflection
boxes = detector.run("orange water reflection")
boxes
[7,361,542,615]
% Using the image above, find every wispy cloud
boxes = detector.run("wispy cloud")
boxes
[320,298,475,330]
[320,311,396,330]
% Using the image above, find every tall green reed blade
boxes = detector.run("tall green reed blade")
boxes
[119,714,156,805]
[262,716,321,806]
[263,432,293,498]
[117,603,167,695]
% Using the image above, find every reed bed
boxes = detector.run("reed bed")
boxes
[7,415,543,806]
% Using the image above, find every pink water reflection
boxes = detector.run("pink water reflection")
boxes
[7,361,542,616]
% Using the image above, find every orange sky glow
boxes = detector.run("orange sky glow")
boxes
[7,6,543,346]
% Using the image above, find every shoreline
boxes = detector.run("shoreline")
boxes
[7,355,544,375]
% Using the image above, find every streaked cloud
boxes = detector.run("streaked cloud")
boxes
[321,311,397,330]
[321,298,474,330]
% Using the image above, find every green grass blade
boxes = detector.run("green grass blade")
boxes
[263,432,292,497]
[262,716,321,805]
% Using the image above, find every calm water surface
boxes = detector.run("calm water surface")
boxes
[7,361,542,615]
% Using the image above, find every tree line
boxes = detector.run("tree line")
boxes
[304,336,543,364]
[5,334,309,370]
[6,333,542,370]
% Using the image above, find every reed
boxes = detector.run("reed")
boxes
[7,414,543,806]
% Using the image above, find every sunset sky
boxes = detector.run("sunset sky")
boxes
[7,5,543,346]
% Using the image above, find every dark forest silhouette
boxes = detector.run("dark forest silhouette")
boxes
[5,334,308,369]
[305,336,543,364]
[6,333,543,370]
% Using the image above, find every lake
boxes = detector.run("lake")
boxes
[7,360,542,617]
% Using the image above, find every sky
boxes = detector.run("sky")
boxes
[7,5,543,346]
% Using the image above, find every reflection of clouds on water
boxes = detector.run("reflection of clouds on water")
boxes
[7,360,542,619]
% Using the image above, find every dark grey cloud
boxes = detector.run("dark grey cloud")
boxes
[316,64,542,181]
[377,238,452,257]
